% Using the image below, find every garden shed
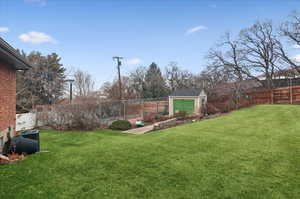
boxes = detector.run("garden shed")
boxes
[169,89,207,116]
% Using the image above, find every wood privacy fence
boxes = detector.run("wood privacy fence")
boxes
[123,101,168,119]
[247,85,300,105]
[143,101,168,114]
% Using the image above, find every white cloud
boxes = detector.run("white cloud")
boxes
[293,44,300,49]
[19,31,56,44]
[0,27,9,33]
[126,58,141,65]
[293,54,300,63]
[185,26,207,35]
[24,0,47,6]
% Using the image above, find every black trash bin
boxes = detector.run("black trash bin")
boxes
[21,130,40,152]
[10,135,39,155]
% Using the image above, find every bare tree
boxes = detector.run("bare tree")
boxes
[281,11,300,45]
[279,11,300,73]
[206,31,264,107]
[101,76,139,100]
[276,41,300,74]
[165,62,193,91]
[129,66,147,98]
[205,21,291,108]
[100,81,116,99]
[121,76,139,99]
[239,21,283,88]
[207,31,268,81]
[208,19,299,87]
[74,69,95,96]
[206,32,256,98]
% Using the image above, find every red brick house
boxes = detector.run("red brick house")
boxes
[0,38,31,153]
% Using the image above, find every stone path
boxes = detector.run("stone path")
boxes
[123,118,177,135]
[123,124,154,135]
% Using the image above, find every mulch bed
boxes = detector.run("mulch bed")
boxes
[0,154,25,165]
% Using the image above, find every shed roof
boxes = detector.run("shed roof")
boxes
[0,37,32,70]
[170,89,204,97]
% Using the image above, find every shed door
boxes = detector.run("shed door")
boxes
[173,99,194,114]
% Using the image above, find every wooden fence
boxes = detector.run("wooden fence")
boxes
[143,101,168,114]
[247,85,300,105]
[124,101,168,117]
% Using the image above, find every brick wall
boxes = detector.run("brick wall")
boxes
[0,62,16,136]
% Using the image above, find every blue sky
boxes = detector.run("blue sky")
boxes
[0,0,300,88]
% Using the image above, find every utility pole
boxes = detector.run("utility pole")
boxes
[289,77,293,104]
[66,79,75,104]
[113,56,123,100]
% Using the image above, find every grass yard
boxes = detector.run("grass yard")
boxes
[0,105,299,199]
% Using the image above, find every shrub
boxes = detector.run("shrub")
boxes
[154,114,169,122]
[37,103,102,130]
[37,101,128,131]
[143,114,156,123]
[198,106,205,118]
[207,103,221,115]
[143,114,169,123]
[109,120,132,131]
[174,111,188,120]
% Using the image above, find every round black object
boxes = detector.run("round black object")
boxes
[10,135,39,155]
[21,130,40,151]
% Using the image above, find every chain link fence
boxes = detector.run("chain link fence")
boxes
[35,97,169,129]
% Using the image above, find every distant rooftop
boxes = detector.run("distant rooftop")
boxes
[170,89,204,97]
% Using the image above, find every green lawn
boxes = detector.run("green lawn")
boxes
[1,105,299,199]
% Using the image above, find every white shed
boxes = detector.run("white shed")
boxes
[169,89,207,116]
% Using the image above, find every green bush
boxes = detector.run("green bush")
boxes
[109,120,132,131]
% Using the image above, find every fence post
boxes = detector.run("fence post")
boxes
[271,89,274,104]
[290,78,293,104]
[34,109,38,128]
[141,99,144,119]
[123,101,126,120]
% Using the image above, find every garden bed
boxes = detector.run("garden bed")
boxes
[152,113,226,131]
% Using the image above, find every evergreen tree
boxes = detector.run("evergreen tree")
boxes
[143,62,167,98]
[17,51,66,111]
